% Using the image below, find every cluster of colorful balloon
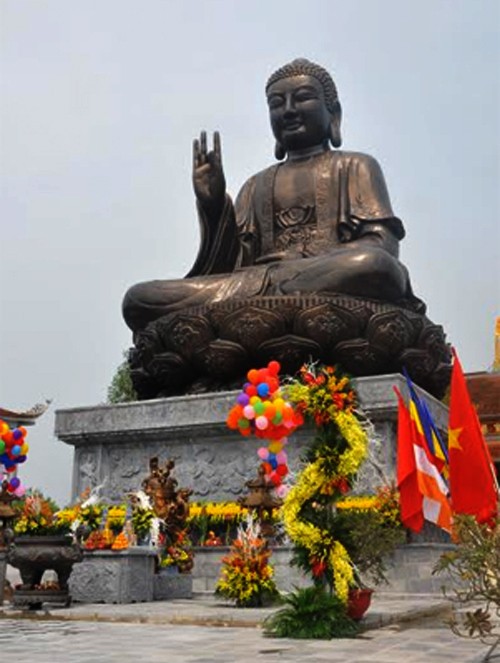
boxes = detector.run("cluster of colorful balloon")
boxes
[0,419,28,497]
[226,361,303,489]
[226,361,303,439]
[256,437,290,489]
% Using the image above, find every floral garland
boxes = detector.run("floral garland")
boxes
[281,364,369,603]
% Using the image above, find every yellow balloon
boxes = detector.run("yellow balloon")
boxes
[21,443,29,454]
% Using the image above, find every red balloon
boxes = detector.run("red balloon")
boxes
[268,360,281,375]
[276,464,288,477]
[267,377,279,393]
[257,368,269,383]
[262,462,272,475]
[269,471,281,486]
[2,431,13,446]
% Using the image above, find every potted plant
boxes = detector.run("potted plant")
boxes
[332,486,405,607]
[332,487,405,618]
[7,491,82,606]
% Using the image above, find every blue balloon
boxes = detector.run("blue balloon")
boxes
[257,383,270,397]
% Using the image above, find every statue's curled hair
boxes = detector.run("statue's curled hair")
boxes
[266,58,339,114]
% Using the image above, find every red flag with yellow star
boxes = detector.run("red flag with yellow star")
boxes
[448,350,498,524]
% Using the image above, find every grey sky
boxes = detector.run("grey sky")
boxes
[1,0,499,506]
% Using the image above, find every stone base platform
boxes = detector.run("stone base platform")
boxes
[55,373,448,504]
[153,568,193,600]
[192,542,453,596]
[69,548,156,604]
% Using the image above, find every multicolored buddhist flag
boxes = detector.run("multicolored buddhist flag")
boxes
[403,369,448,478]
[395,388,424,532]
[395,387,452,533]
[448,350,498,524]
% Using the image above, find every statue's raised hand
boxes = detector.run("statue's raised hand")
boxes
[192,131,226,214]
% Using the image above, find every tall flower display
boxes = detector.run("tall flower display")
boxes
[281,364,369,603]
[215,516,280,607]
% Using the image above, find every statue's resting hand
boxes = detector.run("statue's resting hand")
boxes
[192,131,226,216]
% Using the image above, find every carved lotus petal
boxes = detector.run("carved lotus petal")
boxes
[154,314,214,357]
[333,339,386,375]
[367,310,416,356]
[194,339,248,377]
[257,334,321,375]
[293,303,359,347]
[418,324,451,363]
[399,348,438,383]
[219,305,286,350]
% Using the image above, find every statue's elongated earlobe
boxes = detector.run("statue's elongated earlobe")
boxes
[329,103,342,148]
[329,118,342,148]
[275,141,286,160]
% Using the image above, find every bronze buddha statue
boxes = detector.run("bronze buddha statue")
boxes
[123,59,450,398]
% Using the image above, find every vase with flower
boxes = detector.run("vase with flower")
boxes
[7,491,82,607]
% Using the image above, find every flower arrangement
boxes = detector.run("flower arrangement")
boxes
[215,516,280,607]
[159,529,194,573]
[128,490,156,543]
[59,488,132,550]
[78,502,105,532]
[280,363,369,603]
[13,491,72,536]
[106,504,127,534]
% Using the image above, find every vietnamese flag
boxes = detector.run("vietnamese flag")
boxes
[448,350,498,524]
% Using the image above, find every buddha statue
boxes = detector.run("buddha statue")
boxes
[123,59,450,398]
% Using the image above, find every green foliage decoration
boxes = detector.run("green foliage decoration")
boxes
[263,586,359,639]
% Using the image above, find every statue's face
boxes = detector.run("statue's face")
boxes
[267,75,331,151]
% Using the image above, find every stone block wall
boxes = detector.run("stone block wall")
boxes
[191,543,452,596]
[55,374,448,504]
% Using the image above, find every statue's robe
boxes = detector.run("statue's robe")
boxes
[123,151,422,333]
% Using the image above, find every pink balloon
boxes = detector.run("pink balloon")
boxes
[243,405,255,420]
[14,485,26,498]
[257,447,269,460]
[255,415,269,430]
[275,484,290,498]
[276,451,287,465]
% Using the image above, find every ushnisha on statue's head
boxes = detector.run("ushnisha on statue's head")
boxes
[266,58,342,160]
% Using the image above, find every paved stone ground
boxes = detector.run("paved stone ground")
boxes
[0,615,492,663]
[0,594,494,663]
